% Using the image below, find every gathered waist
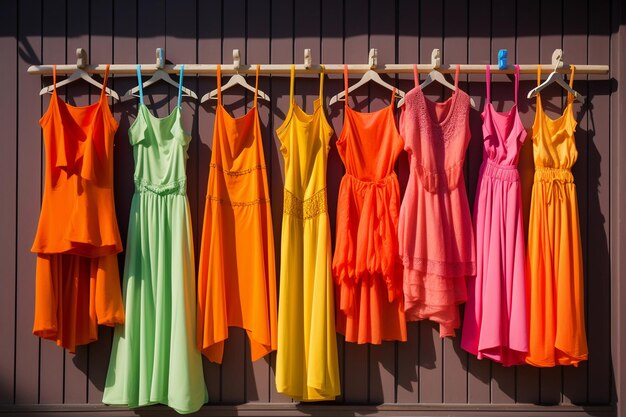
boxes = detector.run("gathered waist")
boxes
[342,172,398,192]
[481,160,520,182]
[134,177,187,196]
[534,167,574,184]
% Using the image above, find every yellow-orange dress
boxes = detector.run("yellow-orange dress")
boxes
[275,65,340,401]
[197,65,277,364]
[526,65,588,367]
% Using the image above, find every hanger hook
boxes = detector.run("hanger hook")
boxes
[431,48,441,70]
[76,48,88,69]
[552,49,564,72]
[233,49,241,74]
[304,48,312,70]
[156,48,164,69]
[369,48,378,69]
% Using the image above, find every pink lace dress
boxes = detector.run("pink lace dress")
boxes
[398,65,476,337]
[460,65,528,366]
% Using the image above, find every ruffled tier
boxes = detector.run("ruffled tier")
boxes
[33,253,125,352]
[403,268,466,337]
[332,173,403,303]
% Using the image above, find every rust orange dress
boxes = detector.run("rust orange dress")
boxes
[332,65,407,344]
[32,65,125,352]
[197,65,277,363]
[526,65,588,367]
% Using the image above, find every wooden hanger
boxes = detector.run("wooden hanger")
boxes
[39,48,120,100]
[200,49,270,103]
[124,48,198,100]
[398,49,477,108]
[527,49,582,101]
[329,49,405,105]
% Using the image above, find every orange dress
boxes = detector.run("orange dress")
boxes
[332,66,407,344]
[32,65,125,352]
[197,65,277,363]
[526,65,588,367]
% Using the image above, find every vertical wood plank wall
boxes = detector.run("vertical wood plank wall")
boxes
[0,0,620,415]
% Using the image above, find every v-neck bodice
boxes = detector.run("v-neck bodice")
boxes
[32,64,122,256]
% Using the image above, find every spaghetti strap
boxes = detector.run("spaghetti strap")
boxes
[485,64,491,103]
[177,64,184,108]
[253,64,260,107]
[343,64,349,107]
[100,64,110,101]
[52,64,57,96]
[136,64,144,104]
[216,64,222,107]
[319,64,325,102]
[289,64,295,103]
[390,86,396,104]
[514,64,520,105]
[413,64,419,87]
[567,65,576,104]
[536,64,542,107]
[454,64,460,91]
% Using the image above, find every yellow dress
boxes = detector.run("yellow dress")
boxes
[526,65,588,367]
[275,65,340,401]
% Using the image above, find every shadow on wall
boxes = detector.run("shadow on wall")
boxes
[5,0,625,40]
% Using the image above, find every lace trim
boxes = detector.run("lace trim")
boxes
[207,195,270,207]
[210,163,267,176]
[283,188,328,220]
[134,177,186,196]
[414,88,470,147]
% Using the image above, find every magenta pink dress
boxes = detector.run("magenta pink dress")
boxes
[398,65,476,337]
[460,65,528,366]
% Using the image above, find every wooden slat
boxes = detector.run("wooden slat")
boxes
[63,0,91,403]
[268,0,293,404]
[586,0,612,405]
[246,0,272,403]
[395,0,419,404]
[340,0,370,404]
[368,0,397,405]
[442,0,469,405]
[488,0,518,406]
[320,0,345,403]
[538,0,565,405]
[36,0,65,405]
[86,0,115,404]
[196,0,222,402]
[219,0,248,404]
[465,0,491,405]
[15,0,44,405]
[561,0,590,405]
[0,0,17,405]
[514,0,541,404]
[418,0,444,403]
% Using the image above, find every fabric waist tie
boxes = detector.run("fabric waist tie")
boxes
[481,160,520,182]
[534,167,574,204]
[344,172,401,302]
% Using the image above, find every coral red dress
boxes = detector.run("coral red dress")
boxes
[332,65,407,344]
[398,65,475,337]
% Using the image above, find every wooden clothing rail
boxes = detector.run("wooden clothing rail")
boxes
[27,48,610,76]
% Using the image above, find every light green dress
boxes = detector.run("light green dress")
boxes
[103,65,207,414]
